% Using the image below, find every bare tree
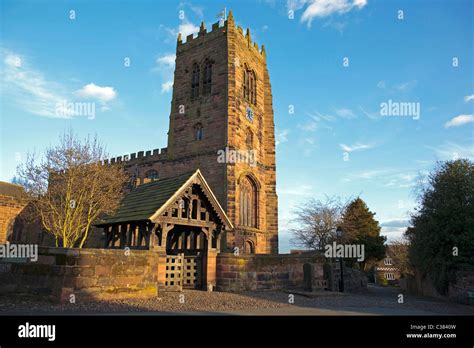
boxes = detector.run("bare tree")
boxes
[290,196,348,251]
[390,236,412,276]
[17,131,128,248]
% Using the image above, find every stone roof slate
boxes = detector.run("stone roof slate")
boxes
[95,171,193,225]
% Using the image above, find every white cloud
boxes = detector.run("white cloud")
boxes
[166,21,200,42]
[444,114,474,128]
[381,227,407,241]
[161,80,174,93]
[394,80,417,92]
[156,54,176,67]
[428,141,474,161]
[276,129,289,146]
[153,54,176,93]
[298,120,318,132]
[359,105,381,120]
[384,173,417,188]
[1,49,116,117]
[464,95,474,102]
[76,83,117,102]
[344,168,422,188]
[339,142,374,152]
[179,21,200,38]
[287,0,307,11]
[335,108,356,119]
[294,0,368,28]
[306,111,336,122]
[376,80,386,89]
[179,2,204,18]
[343,169,390,181]
[1,50,71,118]
[380,219,410,228]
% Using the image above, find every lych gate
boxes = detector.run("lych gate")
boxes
[95,169,233,291]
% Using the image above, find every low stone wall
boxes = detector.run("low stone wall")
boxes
[404,270,474,304]
[216,253,326,292]
[342,267,368,293]
[0,247,163,303]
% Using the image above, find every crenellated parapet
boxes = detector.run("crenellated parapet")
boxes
[176,9,266,59]
[104,147,168,165]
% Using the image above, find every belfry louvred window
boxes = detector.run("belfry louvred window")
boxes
[243,66,257,106]
[191,63,200,98]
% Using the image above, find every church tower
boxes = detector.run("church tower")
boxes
[115,11,278,254]
[166,11,278,254]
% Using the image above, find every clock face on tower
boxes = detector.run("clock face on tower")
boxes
[246,106,254,122]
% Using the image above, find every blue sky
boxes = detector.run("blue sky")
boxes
[0,0,472,253]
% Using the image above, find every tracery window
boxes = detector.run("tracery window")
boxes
[239,176,258,228]
[243,66,257,105]
[191,63,200,98]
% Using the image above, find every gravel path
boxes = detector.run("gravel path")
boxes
[0,290,289,315]
[0,285,472,315]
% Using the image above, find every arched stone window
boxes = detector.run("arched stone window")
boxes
[203,59,212,95]
[250,71,257,105]
[239,175,258,228]
[191,63,200,98]
[195,123,203,141]
[242,66,257,105]
[145,169,158,181]
[245,129,253,149]
[243,69,249,100]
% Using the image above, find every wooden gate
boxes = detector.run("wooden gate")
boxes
[165,254,203,291]
[165,254,183,291]
[183,255,202,289]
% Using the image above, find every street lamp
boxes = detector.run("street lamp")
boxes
[336,226,345,292]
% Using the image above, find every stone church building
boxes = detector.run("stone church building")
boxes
[98,11,278,256]
[0,11,284,294]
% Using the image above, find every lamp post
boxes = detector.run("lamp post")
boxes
[336,226,345,293]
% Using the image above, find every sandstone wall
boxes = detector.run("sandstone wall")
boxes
[216,253,325,292]
[0,247,163,303]
[0,194,26,244]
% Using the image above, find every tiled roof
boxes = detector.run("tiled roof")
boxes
[95,172,194,225]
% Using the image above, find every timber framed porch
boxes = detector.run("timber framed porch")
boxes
[95,170,233,291]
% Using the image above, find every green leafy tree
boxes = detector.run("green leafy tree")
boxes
[405,159,474,294]
[340,198,386,271]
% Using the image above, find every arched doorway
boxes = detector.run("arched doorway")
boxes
[245,240,255,254]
